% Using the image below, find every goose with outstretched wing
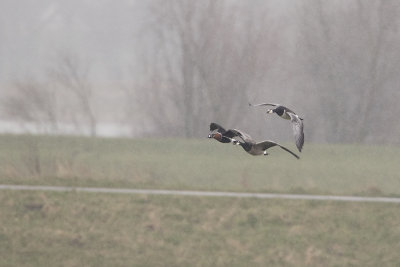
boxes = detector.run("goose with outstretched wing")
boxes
[224,128,299,159]
[208,122,235,143]
[249,102,304,152]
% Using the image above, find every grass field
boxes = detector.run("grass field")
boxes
[0,134,399,196]
[1,134,400,266]
[1,190,400,266]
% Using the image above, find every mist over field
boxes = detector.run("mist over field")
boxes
[1,0,399,144]
[1,2,400,266]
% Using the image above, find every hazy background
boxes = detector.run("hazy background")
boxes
[1,2,400,265]
[1,0,399,144]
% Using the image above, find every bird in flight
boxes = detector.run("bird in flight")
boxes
[249,102,304,152]
[208,122,236,143]
[208,123,299,159]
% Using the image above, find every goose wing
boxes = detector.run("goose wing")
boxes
[256,140,300,159]
[224,129,254,143]
[249,102,280,108]
[288,113,304,152]
[209,122,226,133]
[249,102,299,115]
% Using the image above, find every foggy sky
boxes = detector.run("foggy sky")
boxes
[1,0,399,144]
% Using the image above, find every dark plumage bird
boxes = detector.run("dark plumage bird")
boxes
[249,102,304,152]
[208,122,236,143]
[209,123,299,159]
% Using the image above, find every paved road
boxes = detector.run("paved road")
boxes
[1,184,400,204]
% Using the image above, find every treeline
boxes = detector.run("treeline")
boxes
[1,0,400,144]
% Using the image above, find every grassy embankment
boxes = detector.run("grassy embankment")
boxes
[1,191,400,266]
[0,134,399,196]
[1,134,400,266]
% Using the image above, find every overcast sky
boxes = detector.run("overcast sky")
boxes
[0,0,296,84]
[0,0,147,83]
[1,0,399,143]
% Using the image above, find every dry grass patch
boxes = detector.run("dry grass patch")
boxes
[2,191,400,266]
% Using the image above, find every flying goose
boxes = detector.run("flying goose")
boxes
[208,122,236,143]
[209,125,299,159]
[249,102,304,152]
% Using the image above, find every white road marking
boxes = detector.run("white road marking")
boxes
[1,184,400,203]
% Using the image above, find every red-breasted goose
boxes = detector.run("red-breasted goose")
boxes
[208,122,236,143]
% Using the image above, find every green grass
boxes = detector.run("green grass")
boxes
[0,134,399,196]
[1,134,400,266]
[1,190,400,266]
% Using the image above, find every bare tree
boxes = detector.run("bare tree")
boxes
[50,54,97,137]
[298,0,400,143]
[1,76,58,133]
[128,0,275,138]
